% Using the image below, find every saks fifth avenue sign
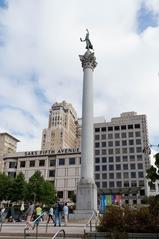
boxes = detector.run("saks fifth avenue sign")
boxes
[24,148,80,157]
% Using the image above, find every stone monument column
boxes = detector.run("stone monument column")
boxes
[75,30,97,217]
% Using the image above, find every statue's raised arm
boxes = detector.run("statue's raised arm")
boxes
[80,29,93,50]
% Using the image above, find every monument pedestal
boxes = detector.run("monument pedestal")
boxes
[73,179,97,220]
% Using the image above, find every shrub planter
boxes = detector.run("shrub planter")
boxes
[84,232,159,239]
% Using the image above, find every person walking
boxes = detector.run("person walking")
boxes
[32,204,42,229]
[63,202,69,226]
[25,201,34,230]
[54,200,63,227]
[47,206,54,223]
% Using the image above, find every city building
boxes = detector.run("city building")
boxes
[0,132,19,172]
[94,112,150,205]
[41,101,80,151]
[3,110,151,204]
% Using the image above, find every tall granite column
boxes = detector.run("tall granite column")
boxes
[76,49,97,216]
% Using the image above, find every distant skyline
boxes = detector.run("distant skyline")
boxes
[0,0,159,152]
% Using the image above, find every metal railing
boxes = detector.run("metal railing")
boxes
[84,209,98,233]
[24,211,46,239]
[51,229,65,239]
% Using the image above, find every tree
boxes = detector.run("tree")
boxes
[9,172,27,202]
[26,171,56,205]
[146,153,159,185]
[0,173,13,201]
[41,180,56,205]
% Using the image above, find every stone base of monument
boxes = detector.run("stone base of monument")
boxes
[71,179,97,220]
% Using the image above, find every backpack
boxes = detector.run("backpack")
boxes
[58,203,63,212]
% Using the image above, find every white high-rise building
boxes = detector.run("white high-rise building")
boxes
[41,101,80,151]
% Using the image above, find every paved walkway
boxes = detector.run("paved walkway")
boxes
[0,221,93,236]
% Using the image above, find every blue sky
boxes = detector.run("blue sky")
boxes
[0,0,159,151]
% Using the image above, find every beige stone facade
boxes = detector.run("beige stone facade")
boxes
[41,101,80,151]
[0,132,19,172]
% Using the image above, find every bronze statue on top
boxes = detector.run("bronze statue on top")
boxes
[80,29,93,50]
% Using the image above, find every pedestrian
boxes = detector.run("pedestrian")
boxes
[54,200,63,227]
[32,204,42,229]
[47,206,54,223]
[63,202,69,226]
[25,201,34,230]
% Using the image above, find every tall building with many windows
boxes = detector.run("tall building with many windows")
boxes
[41,101,80,151]
[0,132,19,172]
[94,112,150,204]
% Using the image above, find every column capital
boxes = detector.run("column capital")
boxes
[79,50,97,70]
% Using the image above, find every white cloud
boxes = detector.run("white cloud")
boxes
[0,0,159,150]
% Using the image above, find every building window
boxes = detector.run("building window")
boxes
[138,172,144,178]
[102,181,107,187]
[122,148,127,154]
[59,158,65,165]
[114,126,120,131]
[115,156,120,162]
[69,157,75,165]
[101,134,106,140]
[108,126,113,131]
[102,173,107,179]
[122,140,127,146]
[123,164,128,170]
[95,150,100,155]
[95,135,100,140]
[109,173,114,179]
[129,147,134,153]
[131,181,137,187]
[102,142,106,147]
[115,141,120,146]
[124,181,129,187]
[137,155,143,161]
[130,164,136,170]
[108,141,113,147]
[130,155,135,161]
[109,181,114,187]
[29,160,35,167]
[150,184,156,191]
[95,165,100,171]
[115,148,120,154]
[20,161,25,168]
[135,124,140,129]
[39,160,45,167]
[50,159,56,167]
[9,162,17,168]
[135,131,141,137]
[108,134,113,139]
[136,139,141,145]
[57,191,63,198]
[131,172,136,178]
[95,174,100,180]
[109,157,114,163]
[121,125,126,130]
[129,140,134,145]
[116,172,121,179]
[138,163,143,169]
[102,165,107,171]
[49,170,55,177]
[108,149,114,155]
[123,156,128,161]
[109,165,114,171]
[136,147,142,153]
[139,180,144,187]
[95,142,100,148]
[116,181,122,187]
[129,132,134,137]
[95,157,100,164]
[123,172,129,179]
[115,133,120,138]
[116,164,121,170]
[102,157,107,163]
[121,133,127,138]
[95,128,100,132]
[101,127,106,132]
[102,149,107,155]
[128,125,133,129]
